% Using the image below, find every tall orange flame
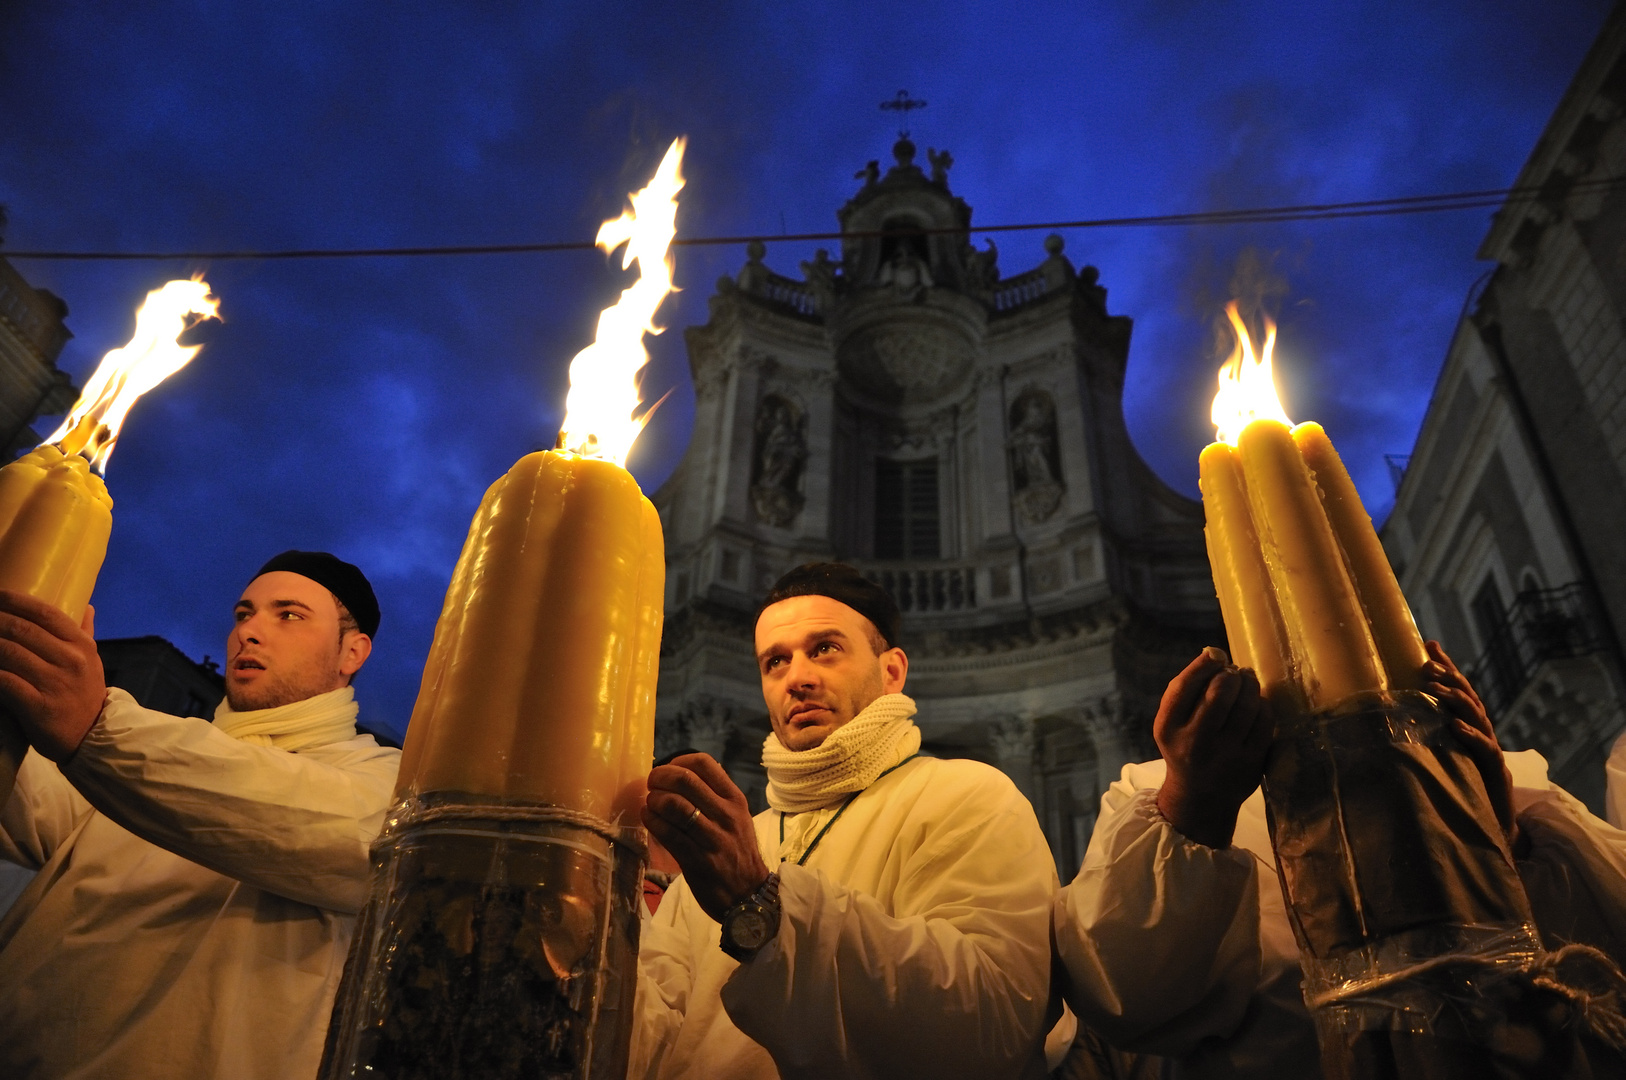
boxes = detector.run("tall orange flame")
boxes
[557,137,686,467]
[1211,300,1292,445]
[43,278,221,473]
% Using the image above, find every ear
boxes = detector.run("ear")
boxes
[879,646,908,694]
[340,632,373,679]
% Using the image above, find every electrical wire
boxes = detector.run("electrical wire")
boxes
[4,175,1620,262]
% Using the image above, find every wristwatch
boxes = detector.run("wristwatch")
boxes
[719,872,781,962]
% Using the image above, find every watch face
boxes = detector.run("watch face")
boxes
[729,906,772,949]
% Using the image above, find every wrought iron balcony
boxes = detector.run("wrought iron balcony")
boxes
[1465,584,1605,716]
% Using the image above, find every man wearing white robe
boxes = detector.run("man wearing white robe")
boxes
[631,562,1057,1080]
[1053,644,1626,1079]
[0,550,400,1080]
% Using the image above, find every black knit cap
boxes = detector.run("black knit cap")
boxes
[253,550,381,638]
[759,562,901,649]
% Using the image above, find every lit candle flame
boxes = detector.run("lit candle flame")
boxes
[557,137,686,468]
[42,277,222,473]
[1211,300,1292,445]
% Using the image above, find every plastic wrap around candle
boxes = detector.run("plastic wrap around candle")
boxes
[394,449,663,820]
[1199,303,1427,710]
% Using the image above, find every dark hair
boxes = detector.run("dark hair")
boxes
[759,562,901,652]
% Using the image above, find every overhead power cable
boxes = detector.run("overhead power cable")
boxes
[5,175,1621,262]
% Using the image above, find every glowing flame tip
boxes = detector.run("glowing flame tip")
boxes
[1210,300,1291,445]
[43,278,221,473]
[558,137,687,467]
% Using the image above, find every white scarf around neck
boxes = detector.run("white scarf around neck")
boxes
[213,685,359,752]
[762,692,921,813]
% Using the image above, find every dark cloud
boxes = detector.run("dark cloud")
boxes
[0,0,1611,736]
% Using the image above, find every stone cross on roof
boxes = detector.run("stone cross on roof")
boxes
[880,89,927,138]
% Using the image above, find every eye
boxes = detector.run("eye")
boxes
[815,641,839,656]
[279,611,304,621]
[234,610,250,623]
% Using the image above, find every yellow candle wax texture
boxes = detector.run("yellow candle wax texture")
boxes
[1198,442,1293,697]
[1236,419,1383,709]
[1293,423,1428,692]
[398,450,664,817]
[611,500,664,824]
[0,444,113,805]
[0,445,114,624]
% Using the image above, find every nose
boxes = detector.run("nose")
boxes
[783,651,821,692]
[229,613,264,651]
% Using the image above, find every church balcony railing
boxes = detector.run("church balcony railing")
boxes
[747,271,820,317]
[857,562,979,614]
[1465,583,1606,717]
[991,267,1051,312]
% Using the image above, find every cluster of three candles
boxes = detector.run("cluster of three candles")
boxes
[1199,304,1428,713]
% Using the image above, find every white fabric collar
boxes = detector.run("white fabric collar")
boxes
[761,693,921,813]
[213,685,359,752]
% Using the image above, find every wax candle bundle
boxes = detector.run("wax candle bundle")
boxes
[0,280,218,798]
[322,140,683,1080]
[1199,305,1561,1077]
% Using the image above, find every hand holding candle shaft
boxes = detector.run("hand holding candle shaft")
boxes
[1154,648,1274,849]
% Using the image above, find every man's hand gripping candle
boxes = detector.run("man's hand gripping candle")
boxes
[0,591,106,761]
[1153,646,1274,850]
[645,752,772,922]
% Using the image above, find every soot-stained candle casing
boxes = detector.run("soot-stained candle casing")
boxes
[1197,305,1547,1079]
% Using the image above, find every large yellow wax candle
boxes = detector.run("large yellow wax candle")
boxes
[1198,442,1294,699]
[611,501,664,824]
[1236,419,1384,709]
[397,450,664,818]
[1292,422,1428,692]
[0,444,114,624]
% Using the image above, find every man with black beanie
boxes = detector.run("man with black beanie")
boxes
[0,552,400,1080]
[632,562,1058,1079]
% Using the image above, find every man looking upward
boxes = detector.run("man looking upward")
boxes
[633,562,1057,1080]
[0,551,400,1080]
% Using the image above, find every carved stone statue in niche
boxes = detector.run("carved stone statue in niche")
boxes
[750,394,808,527]
[800,248,838,310]
[1008,389,1065,523]
[878,246,933,301]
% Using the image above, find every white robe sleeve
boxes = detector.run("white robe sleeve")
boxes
[628,876,702,1080]
[0,747,93,868]
[1053,780,1263,1056]
[56,688,398,913]
[717,778,1056,1080]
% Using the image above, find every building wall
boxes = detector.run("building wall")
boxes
[653,139,1220,870]
[0,255,77,457]
[1383,9,1626,815]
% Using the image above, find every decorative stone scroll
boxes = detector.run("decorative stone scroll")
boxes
[1008,388,1065,523]
[749,394,807,527]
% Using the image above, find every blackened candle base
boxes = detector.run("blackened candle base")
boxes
[320,795,646,1080]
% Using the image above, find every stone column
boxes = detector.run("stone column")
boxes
[683,697,733,762]
[1086,692,1137,792]
[989,715,1038,804]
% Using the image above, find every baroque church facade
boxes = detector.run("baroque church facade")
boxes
[652,138,1220,871]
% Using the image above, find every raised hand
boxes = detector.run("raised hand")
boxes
[1154,647,1274,849]
[0,591,105,762]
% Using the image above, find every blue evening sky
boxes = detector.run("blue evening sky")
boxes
[0,2,1610,737]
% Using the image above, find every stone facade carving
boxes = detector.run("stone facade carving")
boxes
[749,394,807,527]
[989,715,1037,800]
[1008,388,1065,523]
[680,696,734,761]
